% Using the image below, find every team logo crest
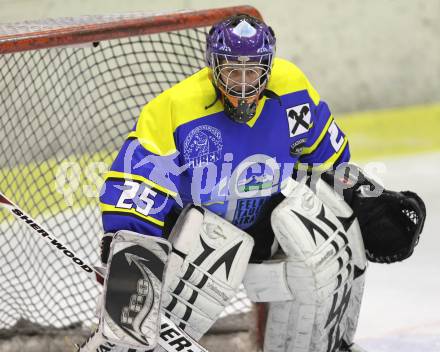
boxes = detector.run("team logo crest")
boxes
[286,103,312,137]
[183,125,223,169]
[226,155,281,229]
[232,163,274,228]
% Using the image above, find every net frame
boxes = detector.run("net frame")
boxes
[0,5,263,345]
[0,6,261,53]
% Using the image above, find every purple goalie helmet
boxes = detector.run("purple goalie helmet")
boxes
[206,14,276,123]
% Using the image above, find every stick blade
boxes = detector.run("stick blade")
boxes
[0,193,12,206]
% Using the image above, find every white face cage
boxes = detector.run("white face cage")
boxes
[211,53,273,99]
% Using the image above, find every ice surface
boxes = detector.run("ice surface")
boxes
[355,152,440,350]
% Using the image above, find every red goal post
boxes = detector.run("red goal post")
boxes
[0,6,263,351]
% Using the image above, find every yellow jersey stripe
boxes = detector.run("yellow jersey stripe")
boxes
[127,131,137,139]
[320,137,348,169]
[295,137,348,172]
[100,202,164,227]
[104,170,177,197]
[301,115,334,155]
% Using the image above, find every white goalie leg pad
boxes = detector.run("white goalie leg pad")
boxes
[244,259,294,302]
[76,323,149,352]
[162,205,254,340]
[100,230,171,350]
[313,178,367,347]
[261,179,365,352]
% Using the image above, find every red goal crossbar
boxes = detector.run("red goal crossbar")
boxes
[0,6,262,54]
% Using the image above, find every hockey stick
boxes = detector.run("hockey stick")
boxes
[0,191,207,352]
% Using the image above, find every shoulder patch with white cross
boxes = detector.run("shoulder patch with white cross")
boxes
[286,103,312,138]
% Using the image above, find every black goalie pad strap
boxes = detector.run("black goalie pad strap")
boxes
[352,189,426,263]
[100,233,114,265]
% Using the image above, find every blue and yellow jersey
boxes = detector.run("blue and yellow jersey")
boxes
[99,58,350,237]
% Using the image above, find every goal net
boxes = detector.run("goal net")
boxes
[0,6,261,341]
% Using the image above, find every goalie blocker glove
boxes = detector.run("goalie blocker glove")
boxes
[79,231,171,351]
[322,163,426,263]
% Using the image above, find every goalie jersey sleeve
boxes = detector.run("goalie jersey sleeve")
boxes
[265,59,350,173]
[298,99,350,171]
[99,91,182,238]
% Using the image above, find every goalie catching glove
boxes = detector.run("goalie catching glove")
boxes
[353,189,425,263]
[322,163,426,263]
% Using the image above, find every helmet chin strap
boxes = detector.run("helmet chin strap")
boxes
[205,85,220,110]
